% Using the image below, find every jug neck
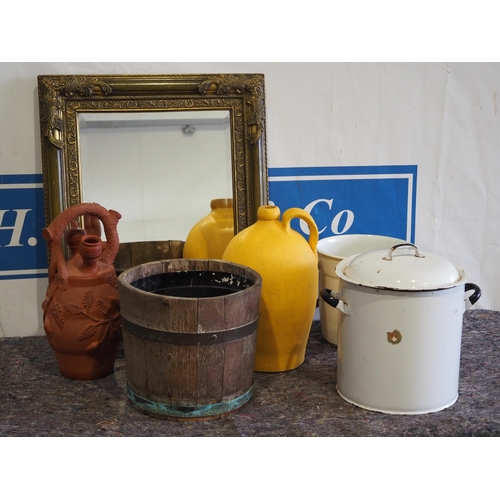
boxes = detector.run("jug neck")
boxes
[257,205,280,221]
[65,221,86,258]
[78,235,103,273]
[210,198,233,211]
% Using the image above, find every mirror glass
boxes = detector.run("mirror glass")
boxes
[37,74,268,241]
[79,110,232,242]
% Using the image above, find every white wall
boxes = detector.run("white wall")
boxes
[1,61,499,337]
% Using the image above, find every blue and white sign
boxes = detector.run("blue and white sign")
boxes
[269,165,417,242]
[0,174,48,280]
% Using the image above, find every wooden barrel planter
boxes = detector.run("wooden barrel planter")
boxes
[118,259,262,421]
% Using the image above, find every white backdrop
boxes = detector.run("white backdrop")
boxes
[0,61,499,337]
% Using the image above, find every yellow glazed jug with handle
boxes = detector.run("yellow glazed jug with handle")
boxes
[183,198,234,259]
[222,205,319,372]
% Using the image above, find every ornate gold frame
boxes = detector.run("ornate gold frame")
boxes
[37,73,268,233]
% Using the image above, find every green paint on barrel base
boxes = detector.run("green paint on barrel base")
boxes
[127,385,254,419]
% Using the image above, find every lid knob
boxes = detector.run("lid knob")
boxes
[383,243,425,261]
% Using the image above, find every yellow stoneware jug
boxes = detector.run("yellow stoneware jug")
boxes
[183,198,234,259]
[222,204,319,372]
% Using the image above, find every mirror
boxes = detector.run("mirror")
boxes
[78,110,233,242]
[37,74,268,239]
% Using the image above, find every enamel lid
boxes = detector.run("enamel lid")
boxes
[336,243,467,291]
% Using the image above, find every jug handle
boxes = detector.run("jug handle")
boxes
[281,208,319,256]
[42,203,122,290]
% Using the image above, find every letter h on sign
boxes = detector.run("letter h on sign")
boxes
[0,209,32,247]
[0,175,48,280]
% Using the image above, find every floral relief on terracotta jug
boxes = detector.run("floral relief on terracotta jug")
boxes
[42,203,122,380]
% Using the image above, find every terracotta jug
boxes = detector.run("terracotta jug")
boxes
[183,198,234,259]
[42,203,122,380]
[222,205,319,372]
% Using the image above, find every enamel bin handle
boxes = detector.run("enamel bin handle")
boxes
[320,288,350,315]
[383,243,424,261]
[465,283,481,308]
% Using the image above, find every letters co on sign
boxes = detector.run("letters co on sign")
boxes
[268,165,417,243]
[0,174,48,280]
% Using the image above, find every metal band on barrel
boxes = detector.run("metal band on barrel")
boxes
[127,385,254,419]
[121,316,258,345]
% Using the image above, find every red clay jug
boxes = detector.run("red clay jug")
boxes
[42,203,122,380]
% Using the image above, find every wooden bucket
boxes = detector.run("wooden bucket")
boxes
[118,259,262,421]
[113,240,185,275]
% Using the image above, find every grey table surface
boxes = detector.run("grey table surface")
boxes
[1,309,499,437]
